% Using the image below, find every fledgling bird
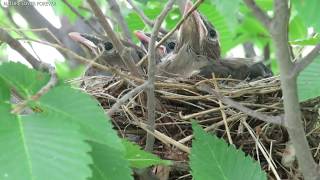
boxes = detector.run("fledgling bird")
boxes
[135,1,272,80]
[135,31,178,55]
[68,32,145,76]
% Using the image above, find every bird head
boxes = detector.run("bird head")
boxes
[134,30,175,61]
[177,1,221,60]
[68,32,145,76]
[69,32,119,62]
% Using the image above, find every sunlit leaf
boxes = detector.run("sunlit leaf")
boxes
[298,56,320,101]
[190,122,267,180]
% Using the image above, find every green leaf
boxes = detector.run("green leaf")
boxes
[290,34,320,46]
[39,86,123,151]
[54,0,84,22]
[0,78,10,102]
[190,122,267,180]
[292,0,320,32]
[0,105,92,180]
[89,142,133,180]
[0,62,49,98]
[289,15,307,41]
[209,0,241,30]
[298,56,320,101]
[123,140,172,168]
[55,62,85,80]
[199,2,235,54]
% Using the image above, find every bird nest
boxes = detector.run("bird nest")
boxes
[74,74,320,179]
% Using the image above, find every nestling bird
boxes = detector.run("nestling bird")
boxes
[68,32,145,76]
[135,1,272,80]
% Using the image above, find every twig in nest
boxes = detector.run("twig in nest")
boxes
[242,120,281,180]
[123,106,190,153]
[108,81,149,116]
[196,83,284,126]
[212,74,233,145]
[178,113,246,144]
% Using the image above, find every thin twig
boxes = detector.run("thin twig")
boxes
[196,83,284,126]
[242,120,281,180]
[0,28,47,71]
[178,113,245,144]
[124,106,190,153]
[145,0,176,152]
[61,0,100,34]
[245,0,320,178]
[136,0,205,67]
[291,44,320,76]
[87,0,142,77]
[243,0,272,29]
[212,74,233,145]
[11,66,57,114]
[107,0,133,41]
[108,81,149,116]
[126,0,168,34]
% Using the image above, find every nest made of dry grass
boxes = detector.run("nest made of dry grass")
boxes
[74,74,320,180]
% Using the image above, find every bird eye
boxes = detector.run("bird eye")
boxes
[104,41,113,51]
[208,29,216,38]
[167,42,176,50]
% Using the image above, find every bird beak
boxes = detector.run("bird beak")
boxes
[134,30,167,57]
[178,1,207,52]
[68,32,99,56]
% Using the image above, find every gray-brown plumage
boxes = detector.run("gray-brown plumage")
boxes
[69,32,145,76]
[154,1,272,80]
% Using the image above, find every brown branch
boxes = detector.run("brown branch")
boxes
[291,44,320,76]
[243,0,272,29]
[87,0,142,77]
[246,0,320,178]
[107,0,133,41]
[108,81,148,116]
[126,0,168,34]
[11,66,57,114]
[61,0,100,34]
[0,28,48,71]
[197,83,284,125]
[145,0,176,152]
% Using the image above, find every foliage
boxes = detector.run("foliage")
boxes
[0,62,170,180]
[123,140,172,168]
[190,122,267,180]
[297,56,320,101]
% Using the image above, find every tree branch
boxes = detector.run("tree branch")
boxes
[145,0,176,152]
[292,44,320,76]
[11,66,57,114]
[247,0,320,178]
[61,0,100,34]
[0,28,47,71]
[243,0,272,29]
[87,0,142,77]
[107,0,133,41]
[126,0,168,34]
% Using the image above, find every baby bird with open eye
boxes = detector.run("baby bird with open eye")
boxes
[69,32,145,76]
